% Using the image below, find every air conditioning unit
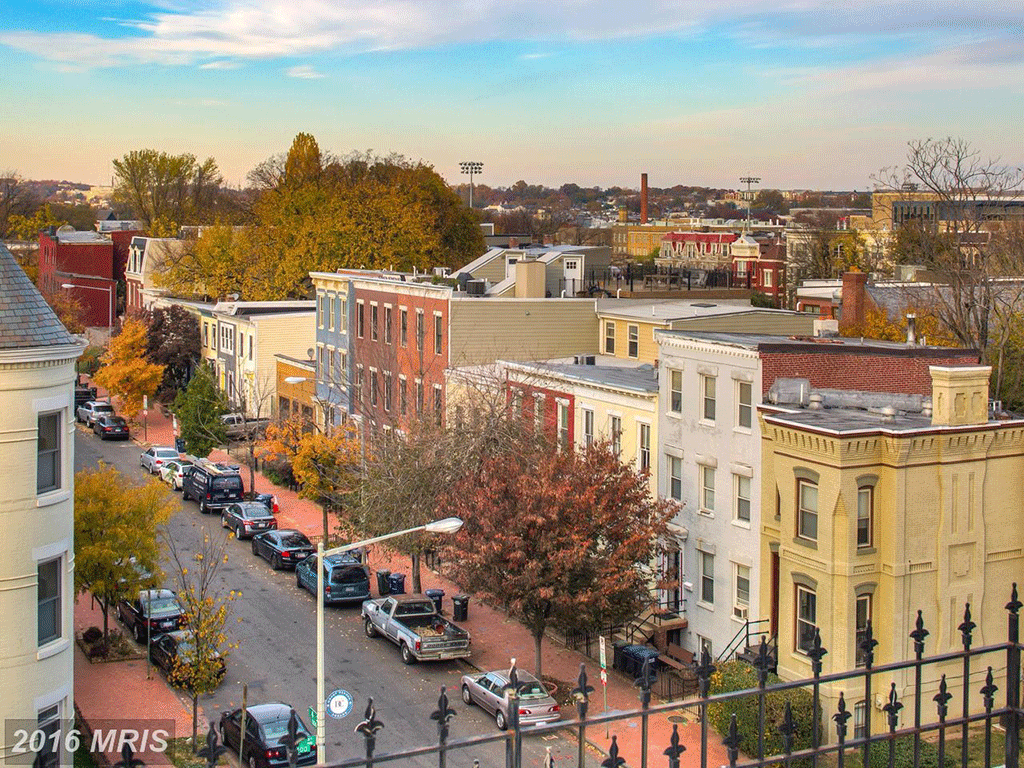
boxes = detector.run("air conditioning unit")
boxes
[733,605,749,620]
[466,279,488,296]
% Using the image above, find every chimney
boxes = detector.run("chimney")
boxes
[514,258,546,299]
[543,234,554,247]
[640,173,649,224]
[839,270,868,332]
[929,366,992,427]
[508,236,519,248]
[618,206,628,223]
[906,313,917,345]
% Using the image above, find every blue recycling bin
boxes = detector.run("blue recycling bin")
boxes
[425,588,445,613]
[387,572,406,595]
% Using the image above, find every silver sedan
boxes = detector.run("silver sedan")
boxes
[460,669,561,730]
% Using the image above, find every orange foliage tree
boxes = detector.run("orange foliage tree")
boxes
[94,318,165,419]
[845,306,958,347]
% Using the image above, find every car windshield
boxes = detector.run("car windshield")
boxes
[394,600,435,617]
[108,417,127,425]
[262,718,308,741]
[330,566,367,585]
[212,477,242,490]
[281,533,311,547]
[517,681,548,699]
[144,597,180,615]
[95,404,113,412]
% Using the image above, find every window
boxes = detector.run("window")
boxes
[370,370,378,407]
[627,324,639,358]
[36,702,62,768]
[668,456,682,501]
[357,301,365,338]
[38,558,61,646]
[557,402,570,450]
[328,296,334,329]
[610,415,622,455]
[338,297,347,332]
[735,474,751,522]
[203,322,208,346]
[416,310,424,352]
[855,595,872,667]
[698,465,717,513]
[327,348,334,376]
[697,635,713,659]
[354,365,364,406]
[248,336,253,361]
[853,702,867,740]
[433,385,443,425]
[434,313,443,355]
[384,306,392,345]
[534,395,545,434]
[670,369,682,413]
[399,376,407,415]
[638,423,650,472]
[797,480,819,541]
[384,373,393,412]
[604,321,615,354]
[400,308,408,347]
[699,551,714,605]
[701,375,716,421]
[857,487,873,548]
[762,269,773,288]
[37,412,61,494]
[796,585,817,653]
[582,408,594,447]
[416,379,424,414]
[737,381,752,429]
[734,564,750,619]
[370,304,379,341]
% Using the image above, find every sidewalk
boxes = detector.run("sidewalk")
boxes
[112,389,728,768]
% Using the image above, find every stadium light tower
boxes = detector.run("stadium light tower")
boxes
[740,175,761,226]
[459,161,483,208]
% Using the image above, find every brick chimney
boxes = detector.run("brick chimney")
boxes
[640,173,649,224]
[839,270,868,331]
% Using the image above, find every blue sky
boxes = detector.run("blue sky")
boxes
[1,0,1022,190]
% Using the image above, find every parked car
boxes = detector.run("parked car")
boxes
[362,594,471,664]
[140,446,180,474]
[77,400,114,426]
[160,459,194,490]
[151,629,226,686]
[251,529,314,570]
[182,459,244,514]
[222,501,277,539]
[295,551,370,603]
[218,703,316,768]
[460,669,561,730]
[93,415,130,440]
[222,413,272,441]
[116,588,184,643]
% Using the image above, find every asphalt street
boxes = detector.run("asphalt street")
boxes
[75,429,596,768]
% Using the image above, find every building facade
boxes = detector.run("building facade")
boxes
[37,227,118,328]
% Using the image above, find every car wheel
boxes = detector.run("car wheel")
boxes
[400,643,416,665]
[235,524,243,540]
[248,755,257,768]
[251,539,259,556]
[133,623,143,643]
[462,685,473,705]
[182,487,191,501]
[496,710,507,731]
[364,619,378,638]
[218,723,227,748]
[296,570,304,588]
[221,514,229,529]
[199,502,207,514]
[272,554,283,571]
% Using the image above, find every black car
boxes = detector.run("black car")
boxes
[151,630,226,686]
[221,502,278,540]
[182,461,244,514]
[116,588,184,643]
[251,529,314,570]
[219,703,316,768]
[93,415,130,440]
[295,551,370,605]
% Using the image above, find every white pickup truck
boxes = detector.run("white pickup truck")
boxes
[362,595,471,664]
[221,413,270,441]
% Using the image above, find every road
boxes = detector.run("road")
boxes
[76,430,595,768]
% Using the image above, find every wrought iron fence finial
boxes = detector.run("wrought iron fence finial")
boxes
[1007,582,1022,614]
[980,666,998,709]
[959,603,976,649]
[833,692,852,741]
[882,683,903,731]
[723,713,742,767]
[934,674,952,718]
[601,735,626,768]
[664,723,686,768]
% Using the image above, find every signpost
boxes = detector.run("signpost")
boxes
[599,636,609,736]
[143,395,148,442]
[308,707,318,729]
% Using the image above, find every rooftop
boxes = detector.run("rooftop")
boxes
[213,300,315,317]
[506,359,659,394]
[47,227,111,245]
[596,298,786,322]
[657,330,976,355]
[0,244,81,350]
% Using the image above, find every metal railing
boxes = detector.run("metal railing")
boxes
[717,618,773,664]
[626,597,683,645]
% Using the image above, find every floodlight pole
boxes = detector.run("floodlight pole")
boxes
[459,161,484,208]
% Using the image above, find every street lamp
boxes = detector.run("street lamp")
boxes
[61,282,114,328]
[459,161,483,208]
[315,517,463,764]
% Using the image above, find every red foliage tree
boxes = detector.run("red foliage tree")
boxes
[440,439,673,677]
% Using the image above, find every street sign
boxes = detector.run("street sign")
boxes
[297,737,314,755]
[308,706,318,729]
[600,669,608,686]
[326,689,353,719]
[143,395,148,410]
[599,635,607,670]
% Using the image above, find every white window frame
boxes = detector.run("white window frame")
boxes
[797,480,819,543]
[610,414,622,455]
[701,374,716,422]
[699,465,716,515]
[796,585,818,654]
[557,400,570,450]
[582,408,594,447]
[37,410,62,496]
[668,455,682,501]
[734,473,751,524]
[857,486,873,549]
[669,369,683,414]
[733,563,750,620]
[433,311,444,356]
[699,551,714,607]
[627,324,639,358]
[37,556,62,648]
[604,321,615,354]
[384,305,393,345]
[400,307,408,347]
[638,422,651,473]
[737,380,753,430]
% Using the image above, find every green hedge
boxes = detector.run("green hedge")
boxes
[708,660,820,762]
[864,737,955,768]
[77,345,103,375]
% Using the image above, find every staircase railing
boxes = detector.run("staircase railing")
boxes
[717,617,772,663]
[625,596,683,645]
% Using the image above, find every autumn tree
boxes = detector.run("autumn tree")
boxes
[0,171,39,237]
[752,189,789,215]
[165,530,237,751]
[843,306,957,347]
[787,210,874,280]
[94,318,165,419]
[145,305,201,396]
[112,149,223,229]
[74,464,176,640]
[291,426,362,540]
[8,203,62,240]
[39,287,86,334]
[439,435,672,677]
[172,365,229,456]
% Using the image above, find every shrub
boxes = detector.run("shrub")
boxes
[77,345,104,376]
[82,626,102,643]
[865,736,955,768]
[750,291,776,309]
[708,660,820,763]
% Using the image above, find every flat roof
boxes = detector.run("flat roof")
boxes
[658,331,977,356]
[596,298,787,322]
[764,406,1024,436]
[507,360,658,394]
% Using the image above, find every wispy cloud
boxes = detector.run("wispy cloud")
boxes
[286,64,324,79]
[200,60,241,69]
[520,52,553,60]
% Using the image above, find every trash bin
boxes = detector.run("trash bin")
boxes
[425,588,445,613]
[375,569,391,596]
[613,640,628,672]
[452,594,469,622]
[175,437,186,454]
[387,572,406,595]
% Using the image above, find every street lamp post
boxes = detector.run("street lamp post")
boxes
[61,282,114,328]
[315,516,464,765]
[459,161,483,208]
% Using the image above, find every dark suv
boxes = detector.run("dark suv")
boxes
[182,460,244,514]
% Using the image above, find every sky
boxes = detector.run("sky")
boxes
[1,0,1022,191]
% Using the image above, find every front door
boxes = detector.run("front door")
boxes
[770,551,780,637]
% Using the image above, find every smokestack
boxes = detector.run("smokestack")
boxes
[906,313,917,346]
[640,173,649,224]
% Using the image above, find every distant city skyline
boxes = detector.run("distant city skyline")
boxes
[1,0,1021,190]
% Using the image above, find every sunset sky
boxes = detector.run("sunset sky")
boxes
[2,0,1021,190]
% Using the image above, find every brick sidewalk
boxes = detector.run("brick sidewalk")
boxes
[85,379,727,768]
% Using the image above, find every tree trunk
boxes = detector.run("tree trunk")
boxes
[322,504,329,545]
[533,629,544,679]
[192,694,199,753]
[411,552,421,594]
[101,598,109,641]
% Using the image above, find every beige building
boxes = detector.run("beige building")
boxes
[0,246,85,765]
[760,366,1024,738]
[452,244,613,298]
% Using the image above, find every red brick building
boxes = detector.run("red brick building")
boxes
[731,234,786,304]
[37,227,118,328]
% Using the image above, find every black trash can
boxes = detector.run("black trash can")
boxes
[388,572,406,595]
[175,437,186,454]
[375,569,391,596]
[425,588,445,613]
[612,640,628,672]
[452,594,469,622]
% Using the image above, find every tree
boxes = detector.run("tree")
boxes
[112,149,223,229]
[172,365,229,456]
[8,203,62,240]
[0,171,39,237]
[74,464,176,640]
[39,287,86,334]
[146,305,201,397]
[165,530,238,751]
[439,435,673,677]
[290,426,362,539]
[752,189,789,215]
[788,211,873,281]
[94,319,164,419]
[844,306,957,347]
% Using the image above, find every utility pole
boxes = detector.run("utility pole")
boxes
[459,161,483,208]
[740,176,761,229]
